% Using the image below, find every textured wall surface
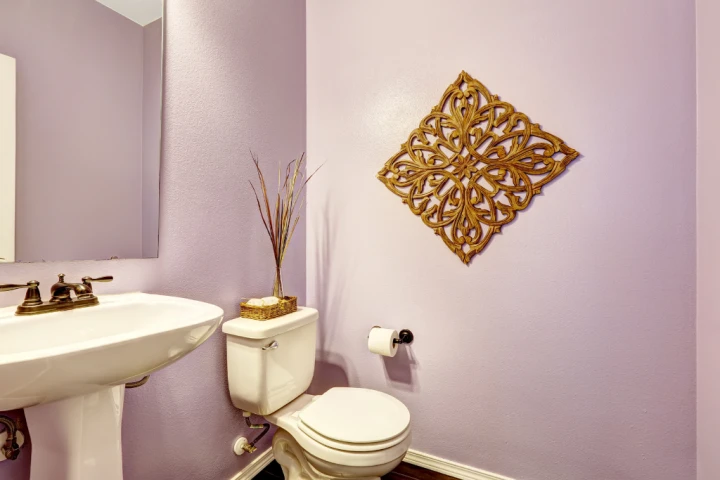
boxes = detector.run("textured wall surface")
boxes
[306,1,696,479]
[0,0,306,479]
[697,0,720,478]
[0,0,145,262]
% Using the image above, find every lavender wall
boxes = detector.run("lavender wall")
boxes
[0,0,145,262]
[306,1,696,479]
[0,0,306,479]
[697,0,720,478]
[142,19,163,259]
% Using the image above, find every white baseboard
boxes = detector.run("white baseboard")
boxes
[228,447,514,480]
[403,450,515,480]
[229,447,275,480]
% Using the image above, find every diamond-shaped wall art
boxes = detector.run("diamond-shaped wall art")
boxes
[377,71,580,264]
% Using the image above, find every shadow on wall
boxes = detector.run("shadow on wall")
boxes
[308,355,350,395]
[308,199,351,395]
[308,195,419,394]
[382,345,419,392]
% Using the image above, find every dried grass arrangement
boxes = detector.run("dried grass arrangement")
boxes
[247,152,318,314]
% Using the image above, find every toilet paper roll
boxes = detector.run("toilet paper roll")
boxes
[368,327,400,357]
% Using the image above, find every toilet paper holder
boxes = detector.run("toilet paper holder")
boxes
[371,327,414,345]
[395,329,414,345]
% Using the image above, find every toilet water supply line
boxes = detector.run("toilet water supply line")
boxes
[241,411,270,453]
[0,415,21,461]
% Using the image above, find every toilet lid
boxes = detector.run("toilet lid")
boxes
[298,387,411,445]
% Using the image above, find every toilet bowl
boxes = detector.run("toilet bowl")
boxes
[223,308,412,480]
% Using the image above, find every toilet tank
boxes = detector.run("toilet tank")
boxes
[222,307,318,415]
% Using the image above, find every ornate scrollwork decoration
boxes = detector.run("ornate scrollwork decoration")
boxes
[378,71,580,264]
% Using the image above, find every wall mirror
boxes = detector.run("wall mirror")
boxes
[0,0,163,263]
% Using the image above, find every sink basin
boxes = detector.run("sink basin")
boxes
[0,292,223,410]
[0,292,224,480]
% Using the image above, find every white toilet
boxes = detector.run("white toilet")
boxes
[222,307,412,480]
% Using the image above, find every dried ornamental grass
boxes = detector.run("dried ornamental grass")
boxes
[249,152,320,298]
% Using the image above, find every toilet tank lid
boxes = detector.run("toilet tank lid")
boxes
[222,307,318,339]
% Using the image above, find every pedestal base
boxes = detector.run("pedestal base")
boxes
[24,385,125,480]
[273,429,333,480]
[272,429,388,480]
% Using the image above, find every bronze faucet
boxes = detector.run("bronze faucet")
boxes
[0,274,113,315]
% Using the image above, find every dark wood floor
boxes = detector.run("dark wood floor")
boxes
[255,460,284,480]
[384,462,460,480]
[255,460,459,480]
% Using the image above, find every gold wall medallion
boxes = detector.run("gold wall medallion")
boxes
[377,71,580,264]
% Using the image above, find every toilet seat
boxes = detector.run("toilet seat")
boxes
[298,422,410,453]
[298,387,411,449]
[267,388,412,468]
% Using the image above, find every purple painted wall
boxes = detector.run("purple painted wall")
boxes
[0,0,145,262]
[697,0,720,478]
[0,0,306,479]
[306,1,696,479]
[142,19,162,259]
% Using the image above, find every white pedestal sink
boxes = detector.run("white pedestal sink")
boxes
[0,293,224,480]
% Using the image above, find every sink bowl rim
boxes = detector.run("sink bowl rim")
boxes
[0,292,224,365]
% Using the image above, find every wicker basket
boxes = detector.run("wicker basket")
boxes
[239,296,298,320]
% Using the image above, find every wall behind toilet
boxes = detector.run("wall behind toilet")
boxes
[0,1,306,479]
[306,1,696,480]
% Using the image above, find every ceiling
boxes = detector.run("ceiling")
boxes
[96,0,162,27]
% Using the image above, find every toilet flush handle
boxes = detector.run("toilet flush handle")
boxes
[262,340,279,350]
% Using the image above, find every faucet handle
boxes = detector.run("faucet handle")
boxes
[82,276,113,283]
[83,275,113,283]
[81,276,113,295]
[0,281,43,307]
[0,281,38,292]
